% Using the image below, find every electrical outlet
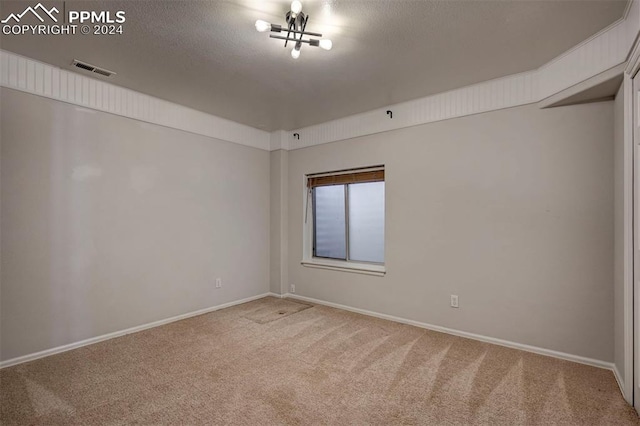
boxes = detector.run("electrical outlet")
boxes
[450,295,459,308]
[290,284,296,294]
[215,278,222,289]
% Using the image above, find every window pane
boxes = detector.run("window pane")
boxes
[348,182,385,263]
[314,185,346,259]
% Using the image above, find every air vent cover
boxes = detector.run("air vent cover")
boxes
[72,59,116,77]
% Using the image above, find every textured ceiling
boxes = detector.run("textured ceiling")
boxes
[0,0,628,131]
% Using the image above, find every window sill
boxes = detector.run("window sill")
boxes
[301,259,386,277]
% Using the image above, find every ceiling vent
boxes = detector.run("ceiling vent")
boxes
[72,59,116,77]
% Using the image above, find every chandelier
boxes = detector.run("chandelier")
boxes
[255,1,333,59]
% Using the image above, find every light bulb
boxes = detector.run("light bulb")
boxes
[291,47,301,59]
[255,20,271,32]
[319,39,332,50]
[291,1,302,14]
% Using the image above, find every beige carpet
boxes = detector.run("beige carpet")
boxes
[1,297,638,425]
[243,299,312,324]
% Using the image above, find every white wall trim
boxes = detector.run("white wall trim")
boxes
[538,63,626,109]
[3,1,639,155]
[0,293,273,369]
[537,19,629,100]
[614,364,627,402]
[282,6,640,150]
[1,290,625,397]
[3,1,639,154]
[300,259,386,276]
[281,71,540,150]
[541,7,631,75]
[622,72,635,404]
[0,50,271,151]
[622,0,636,22]
[282,293,615,371]
[626,36,640,78]
[270,130,288,151]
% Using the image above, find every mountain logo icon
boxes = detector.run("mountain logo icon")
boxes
[1,3,59,24]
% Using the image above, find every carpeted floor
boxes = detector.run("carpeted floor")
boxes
[1,296,638,425]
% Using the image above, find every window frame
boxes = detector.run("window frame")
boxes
[302,166,386,277]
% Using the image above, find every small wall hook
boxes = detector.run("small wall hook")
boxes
[293,133,300,140]
[386,110,393,119]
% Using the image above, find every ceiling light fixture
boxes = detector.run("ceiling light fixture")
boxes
[255,1,332,59]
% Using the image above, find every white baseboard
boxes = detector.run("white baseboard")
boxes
[613,364,630,403]
[0,292,273,369]
[282,293,616,372]
[3,290,624,399]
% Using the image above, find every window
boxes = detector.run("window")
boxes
[303,166,385,275]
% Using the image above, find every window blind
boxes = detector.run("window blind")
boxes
[307,170,384,188]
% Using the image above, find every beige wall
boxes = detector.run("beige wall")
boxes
[270,150,289,294]
[287,102,614,362]
[0,88,270,361]
[270,151,282,294]
[613,83,626,376]
[269,150,289,295]
[0,87,617,364]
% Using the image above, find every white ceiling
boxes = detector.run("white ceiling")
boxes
[0,0,628,131]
